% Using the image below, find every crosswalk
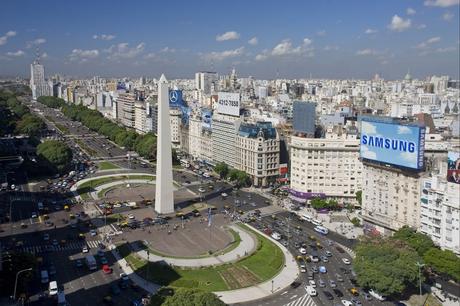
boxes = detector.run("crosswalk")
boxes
[283,294,316,306]
[17,240,101,254]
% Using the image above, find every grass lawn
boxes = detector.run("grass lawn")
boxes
[119,223,284,291]
[98,161,120,170]
[77,174,155,199]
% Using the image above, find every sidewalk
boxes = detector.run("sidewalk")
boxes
[134,224,257,267]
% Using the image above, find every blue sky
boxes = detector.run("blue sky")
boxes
[360,121,423,169]
[0,0,459,79]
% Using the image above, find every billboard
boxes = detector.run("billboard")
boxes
[202,108,212,130]
[447,151,460,184]
[217,92,240,116]
[360,119,426,170]
[169,90,184,107]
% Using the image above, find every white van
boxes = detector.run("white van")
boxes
[49,281,58,296]
[369,289,386,301]
[271,232,282,240]
[305,285,317,296]
[40,270,49,284]
[301,214,312,222]
[314,225,329,235]
[311,219,323,226]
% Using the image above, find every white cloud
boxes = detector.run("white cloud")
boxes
[6,50,25,57]
[216,31,240,42]
[26,38,46,48]
[202,47,245,61]
[69,49,99,62]
[41,52,48,59]
[361,146,377,160]
[362,121,378,134]
[388,15,412,32]
[442,12,454,21]
[0,30,17,46]
[435,46,457,52]
[424,0,459,7]
[144,52,156,59]
[316,30,326,36]
[160,47,175,53]
[255,53,268,61]
[417,24,427,29]
[254,39,314,61]
[356,48,377,55]
[407,7,417,15]
[416,36,441,48]
[248,37,258,45]
[93,34,116,41]
[323,45,339,51]
[397,126,412,134]
[365,28,378,34]
[105,42,145,60]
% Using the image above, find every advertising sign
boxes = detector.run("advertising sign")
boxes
[217,92,240,116]
[169,90,184,107]
[447,151,460,184]
[360,119,426,170]
[202,108,212,130]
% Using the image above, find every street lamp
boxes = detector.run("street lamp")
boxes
[13,268,32,301]
[416,261,425,296]
[271,279,274,293]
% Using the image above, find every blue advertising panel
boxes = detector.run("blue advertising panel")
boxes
[116,82,126,90]
[202,109,212,130]
[360,119,425,170]
[169,90,184,107]
[180,106,191,126]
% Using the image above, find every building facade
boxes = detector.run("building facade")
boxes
[30,60,50,100]
[212,113,240,168]
[116,93,136,128]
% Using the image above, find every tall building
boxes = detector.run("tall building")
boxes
[170,107,182,148]
[293,101,316,136]
[195,71,218,95]
[116,93,136,128]
[155,74,174,214]
[290,126,362,201]
[236,122,280,187]
[134,101,147,134]
[30,59,50,100]
[212,113,240,168]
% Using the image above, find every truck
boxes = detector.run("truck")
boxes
[85,255,97,271]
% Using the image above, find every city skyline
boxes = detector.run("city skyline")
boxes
[0,0,459,79]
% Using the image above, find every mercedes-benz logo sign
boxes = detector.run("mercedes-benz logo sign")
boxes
[169,91,178,103]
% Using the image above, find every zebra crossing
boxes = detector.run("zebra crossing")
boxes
[17,240,101,254]
[283,294,316,306]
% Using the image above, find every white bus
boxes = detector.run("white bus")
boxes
[314,225,329,235]
[311,219,323,226]
[300,213,312,222]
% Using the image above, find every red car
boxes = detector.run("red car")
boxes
[102,264,112,274]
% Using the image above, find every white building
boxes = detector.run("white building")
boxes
[170,107,182,148]
[212,113,240,168]
[134,101,147,134]
[420,175,460,254]
[195,71,218,95]
[116,93,136,128]
[290,126,362,201]
[30,60,50,100]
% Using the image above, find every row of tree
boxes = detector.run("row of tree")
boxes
[310,198,340,210]
[214,162,251,187]
[149,288,225,306]
[37,96,157,160]
[36,140,73,173]
[354,226,460,297]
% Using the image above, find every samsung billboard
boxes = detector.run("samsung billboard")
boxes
[217,92,240,116]
[360,119,426,170]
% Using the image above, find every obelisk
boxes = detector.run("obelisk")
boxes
[155,74,174,214]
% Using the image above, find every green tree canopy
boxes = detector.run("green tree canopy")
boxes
[214,162,229,179]
[424,248,460,282]
[228,169,250,187]
[37,140,73,173]
[354,238,420,296]
[310,198,340,210]
[355,190,362,205]
[15,114,46,137]
[161,288,226,306]
[392,226,435,256]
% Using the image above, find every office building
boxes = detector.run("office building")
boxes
[195,71,218,95]
[212,113,240,168]
[116,93,136,128]
[30,60,50,100]
[293,101,316,136]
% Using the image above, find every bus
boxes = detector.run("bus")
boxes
[300,213,312,222]
[314,225,329,235]
[180,159,190,168]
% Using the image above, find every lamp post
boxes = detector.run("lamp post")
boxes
[416,261,425,296]
[13,268,32,301]
[271,280,274,293]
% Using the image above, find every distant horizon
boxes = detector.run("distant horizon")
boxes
[1,0,459,79]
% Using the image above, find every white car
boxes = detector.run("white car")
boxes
[342,258,351,265]
[120,273,129,281]
[300,265,306,273]
[198,187,206,193]
[128,214,135,219]
[82,246,89,253]
[341,300,353,306]
[308,280,316,287]
[31,212,38,218]
[305,285,317,296]
[90,229,97,236]
[271,232,281,240]
[299,247,307,255]
[43,234,50,241]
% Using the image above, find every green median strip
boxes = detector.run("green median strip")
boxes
[98,161,120,170]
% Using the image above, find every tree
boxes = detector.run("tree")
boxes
[214,162,229,179]
[15,114,46,137]
[355,190,362,206]
[161,288,226,306]
[424,248,460,282]
[37,140,73,173]
[354,238,420,296]
[351,217,361,227]
[310,198,340,210]
[392,226,434,256]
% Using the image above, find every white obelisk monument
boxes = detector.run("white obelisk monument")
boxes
[155,74,174,214]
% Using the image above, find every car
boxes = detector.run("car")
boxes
[323,290,334,300]
[82,246,89,253]
[102,264,112,274]
[349,288,359,296]
[308,280,316,287]
[185,180,191,184]
[363,293,372,301]
[336,274,344,282]
[48,264,56,276]
[341,300,353,306]
[333,289,344,297]
[329,280,337,288]
[340,267,350,274]
[300,265,306,273]
[100,257,108,265]
[319,266,327,273]
[110,284,121,295]
[31,212,38,218]
[325,250,333,257]
[294,242,300,248]
[90,229,97,236]
[299,247,307,254]
[52,239,59,246]
[120,273,129,282]
[342,258,351,265]
[43,234,50,241]
[321,256,329,263]
[305,285,317,296]
[336,246,345,253]
[351,298,362,306]
[128,214,135,219]
[198,187,206,193]
[75,259,83,268]
[318,279,326,287]
[312,266,319,273]
[290,281,301,289]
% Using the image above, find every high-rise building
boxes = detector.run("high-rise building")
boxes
[212,113,240,168]
[116,93,136,128]
[293,101,316,136]
[30,59,50,100]
[195,71,218,95]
